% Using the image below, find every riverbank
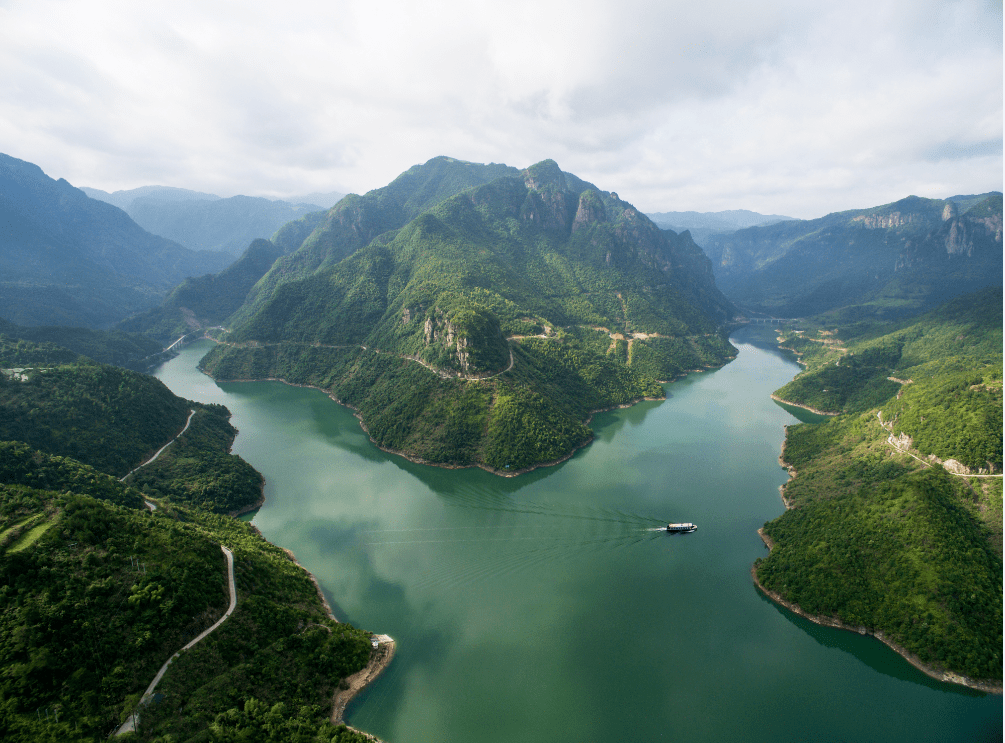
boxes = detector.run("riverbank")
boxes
[769,393,837,416]
[332,635,396,726]
[751,534,1001,694]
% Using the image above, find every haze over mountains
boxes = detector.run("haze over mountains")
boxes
[82,185,343,256]
[0,153,232,328]
[701,192,1003,320]
[646,209,795,247]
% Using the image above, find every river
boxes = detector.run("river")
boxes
[154,326,1002,743]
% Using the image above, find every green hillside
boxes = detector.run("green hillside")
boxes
[0,339,379,741]
[0,319,166,371]
[233,156,523,326]
[203,159,736,472]
[118,238,286,343]
[705,193,1003,319]
[755,289,1003,685]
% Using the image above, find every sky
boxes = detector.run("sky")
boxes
[0,0,1001,219]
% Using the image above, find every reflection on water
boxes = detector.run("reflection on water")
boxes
[155,333,1002,743]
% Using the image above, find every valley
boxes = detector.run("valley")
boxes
[0,150,1000,741]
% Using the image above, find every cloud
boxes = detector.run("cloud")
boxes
[0,0,999,217]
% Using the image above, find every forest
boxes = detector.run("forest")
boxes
[756,288,1003,683]
[0,339,380,741]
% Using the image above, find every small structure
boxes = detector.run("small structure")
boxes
[371,637,379,650]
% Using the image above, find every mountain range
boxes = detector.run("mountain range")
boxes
[702,193,1002,319]
[0,153,232,328]
[646,208,794,247]
[82,185,339,256]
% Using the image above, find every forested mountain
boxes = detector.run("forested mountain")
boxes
[117,238,286,342]
[703,193,1003,319]
[756,288,1003,686]
[231,156,523,325]
[0,154,231,328]
[202,158,736,472]
[0,338,379,741]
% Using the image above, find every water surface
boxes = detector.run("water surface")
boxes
[155,327,1002,742]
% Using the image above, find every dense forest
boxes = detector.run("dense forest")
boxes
[203,158,737,472]
[756,288,1003,684]
[0,339,382,741]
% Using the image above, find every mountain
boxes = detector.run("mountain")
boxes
[285,190,345,209]
[80,184,220,210]
[755,288,1002,685]
[232,156,524,325]
[84,185,339,256]
[0,154,231,328]
[201,157,736,472]
[125,194,325,256]
[117,237,286,342]
[703,193,1003,319]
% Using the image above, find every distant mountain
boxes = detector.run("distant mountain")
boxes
[285,190,345,209]
[646,209,794,248]
[124,194,324,256]
[0,153,231,328]
[84,185,340,255]
[703,193,1003,319]
[80,185,220,210]
[648,208,793,232]
[202,157,736,473]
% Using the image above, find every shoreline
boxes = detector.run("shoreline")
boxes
[281,547,340,623]
[763,410,1001,694]
[199,368,669,478]
[770,393,837,416]
[331,635,396,726]
[752,532,1001,694]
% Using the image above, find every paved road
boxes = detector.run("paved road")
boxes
[114,545,236,736]
[120,409,196,481]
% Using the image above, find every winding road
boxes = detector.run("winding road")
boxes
[120,409,196,482]
[114,544,236,736]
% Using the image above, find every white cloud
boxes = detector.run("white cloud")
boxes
[0,0,999,217]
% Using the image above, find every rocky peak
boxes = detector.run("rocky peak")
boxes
[852,211,922,229]
[522,159,567,193]
[942,201,958,221]
[572,190,608,233]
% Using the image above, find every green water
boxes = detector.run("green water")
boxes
[155,327,1002,743]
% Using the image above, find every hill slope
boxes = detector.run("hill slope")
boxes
[754,289,1002,688]
[117,238,286,343]
[203,158,736,472]
[0,154,231,328]
[704,193,1002,319]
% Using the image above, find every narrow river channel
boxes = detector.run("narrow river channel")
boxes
[154,325,1002,743]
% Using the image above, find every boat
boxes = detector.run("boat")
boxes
[666,522,697,533]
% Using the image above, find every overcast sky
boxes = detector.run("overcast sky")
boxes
[1,0,1000,218]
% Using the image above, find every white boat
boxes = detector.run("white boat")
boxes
[666,522,697,533]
